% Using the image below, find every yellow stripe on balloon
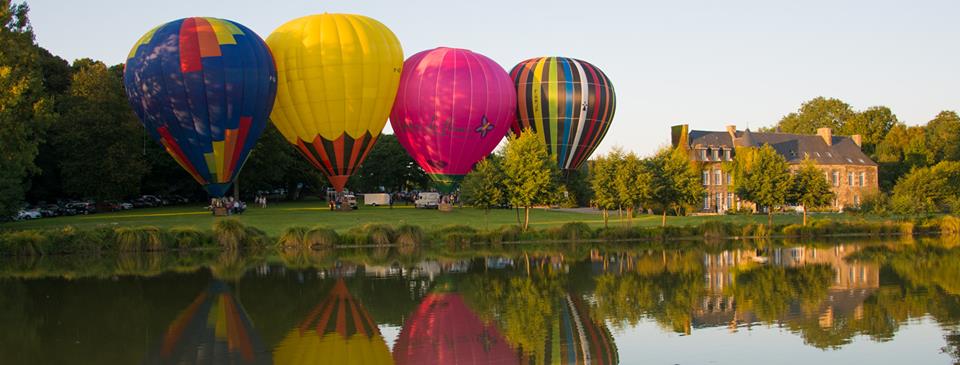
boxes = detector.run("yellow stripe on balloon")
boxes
[205,18,237,45]
[126,25,160,60]
[212,141,225,183]
[547,57,559,150]
[531,58,546,134]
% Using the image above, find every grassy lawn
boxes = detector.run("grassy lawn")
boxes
[0,198,893,236]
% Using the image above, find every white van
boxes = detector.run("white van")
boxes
[364,193,391,206]
[415,192,440,209]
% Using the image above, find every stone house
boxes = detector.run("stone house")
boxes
[671,124,879,213]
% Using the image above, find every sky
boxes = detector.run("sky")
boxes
[23,0,960,155]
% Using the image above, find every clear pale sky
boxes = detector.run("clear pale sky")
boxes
[24,0,960,155]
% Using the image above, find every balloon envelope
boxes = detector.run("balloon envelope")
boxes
[124,17,277,197]
[390,47,516,192]
[510,57,616,170]
[266,14,403,192]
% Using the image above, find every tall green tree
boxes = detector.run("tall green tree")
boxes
[50,60,147,201]
[502,129,559,231]
[0,1,52,215]
[590,149,622,227]
[238,124,324,200]
[925,111,960,163]
[647,147,704,227]
[890,161,960,214]
[787,161,835,226]
[842,106,898,156]
[776,97,856,135]
[726,144,791,225]
[615,151,652,225]
[349,134,429,193]
[460,156,505,224]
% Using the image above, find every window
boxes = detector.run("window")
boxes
[854,195,860,206]
[712,149,719,161]
[703,171,710,186]
[832,171,839,186]
[724,149,731,161]
[715,170,722,185]
[703,194,710,210]
[848,172,854,186]
[859,172,865,187]
[726,173,732,185]
[716,192,722,211]
[700,149,707,161]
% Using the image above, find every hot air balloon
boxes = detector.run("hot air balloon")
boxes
[266,14,403,192]
[520,293,618,365]
[394,293,519,365]
[124,17,277,197]
[510,57,616,171]
[274,279,392,365]
[390,47,516,192]
[143,281,269,365]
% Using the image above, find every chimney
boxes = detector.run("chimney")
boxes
[726,125,737,141]
[817,127,832,146]
[851,134,862,148]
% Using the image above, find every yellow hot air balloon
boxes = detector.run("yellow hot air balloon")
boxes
[266,14,404,192]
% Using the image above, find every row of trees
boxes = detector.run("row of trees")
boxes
[772,97,960,192]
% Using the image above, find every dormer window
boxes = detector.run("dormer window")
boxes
[724,149,731,161]
[700,149,708,161]
[712,149,719,161]
[826,152,833,158]
[815,152,821,157]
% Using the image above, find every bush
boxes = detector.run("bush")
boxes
[114,226,164,252]
[366,224,396,246]
[432,225,478,245]
[305,227,339,248]
[941,216,960,236]
[213,219,246,250]
[0,230,47,256]
[395,224,424,246]
[547,222,594,241]
[899,222,915,236]
[700,221,735,239]
[169,227,211,249]
[277,226,309,248]
[485,225,522,244]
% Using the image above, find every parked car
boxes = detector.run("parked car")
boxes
[415,192,440,209]
[141,195,163,206]
[66,202,95,215]
[37,205,58,217]
[15,209,42,220]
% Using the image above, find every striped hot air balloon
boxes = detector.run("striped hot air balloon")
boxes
[390,47,516,192]
[143,281,268,365]
[266,14,404,192]
[273,279,393,365]
[124,17,277,197]
[510,57,616,171]
[521,293,618,365]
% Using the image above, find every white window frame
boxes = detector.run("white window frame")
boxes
[715,170,722,185]
[832,171,839,186]
[859,172,865,187]
[848,172,854,186]
[703,171,710,186]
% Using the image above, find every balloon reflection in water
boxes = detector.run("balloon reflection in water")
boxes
[526,293,618,365]
[273,279,392,365]
[144,281,268,365]
[394,293,519,365]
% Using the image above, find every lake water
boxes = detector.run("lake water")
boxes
[1,238,958,364]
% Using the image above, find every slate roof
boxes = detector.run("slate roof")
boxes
[687,129,877,166]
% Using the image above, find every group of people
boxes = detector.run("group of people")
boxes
[254,195,268,208]
[209,196,246,215]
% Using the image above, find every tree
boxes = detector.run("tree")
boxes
[460,156,505,225]
[349,134,429,193]
[874,123,932,191]
[925,111,960,163]
[0,1,52,215]
[787,161,835,226]
[50,60,147,201]
[590,149,622,227]
[891,161,960,214]
[726,144,791,225]
[647,147,704,227]
[842,106,898,156]
[238,124,324,200]
[502,129,559,231]
[776,97,856,135]
[615,151,652,225]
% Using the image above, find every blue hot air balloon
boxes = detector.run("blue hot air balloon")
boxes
[124,17,277,197]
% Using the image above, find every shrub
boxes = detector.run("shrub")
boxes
[700,221,734,239]
[395,224,424,246]
[899,222,915,236]
[169,227,210,249]
[0,231,47,256]
[432,225,478,245]
[548,222,594,241]
[941,216,960,236]
[277,226,309,248]
[366,224,396,246]
[213,219,246,250]
[782,224,806,237]
[486,225,522,244]
[114,226,164,252]
[305,227,339,248]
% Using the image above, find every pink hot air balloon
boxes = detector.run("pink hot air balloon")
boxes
[390,47,516,192]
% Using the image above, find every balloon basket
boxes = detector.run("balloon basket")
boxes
[438,203,454,212]
[213,207,229,216]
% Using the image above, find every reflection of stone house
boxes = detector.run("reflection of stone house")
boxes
[768,245,879,290]
[671,124,879,213]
